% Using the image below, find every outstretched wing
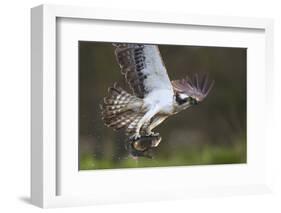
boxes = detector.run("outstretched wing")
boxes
[113,43,173,98]
[172,74,215,102]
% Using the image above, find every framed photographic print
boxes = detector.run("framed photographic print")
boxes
[31,4,274,208]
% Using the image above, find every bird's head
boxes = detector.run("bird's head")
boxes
[172,73,214,113]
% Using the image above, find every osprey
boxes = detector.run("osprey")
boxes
[101,43,214,157]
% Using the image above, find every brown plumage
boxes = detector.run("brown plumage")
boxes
[113,43,148,98]
[100,83,143,132]
[172,73,215,102]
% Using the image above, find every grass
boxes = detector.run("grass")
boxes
[79,140,246,170]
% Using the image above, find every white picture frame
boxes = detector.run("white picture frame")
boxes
[31,4,274,208]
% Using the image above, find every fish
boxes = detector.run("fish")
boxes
[125,135,162,158]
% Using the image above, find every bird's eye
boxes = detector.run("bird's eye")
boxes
[189,97,198,105]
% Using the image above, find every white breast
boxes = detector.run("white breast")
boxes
[143,89,174,114]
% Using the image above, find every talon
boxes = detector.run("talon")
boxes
[147,132,159,137]
[129,134,141,141]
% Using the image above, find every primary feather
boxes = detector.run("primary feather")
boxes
[113,43,173,98]
[172,73,215,102]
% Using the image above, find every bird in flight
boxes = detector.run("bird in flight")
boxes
[101,43,214,158]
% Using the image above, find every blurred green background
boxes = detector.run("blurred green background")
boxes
[79,42,246,170]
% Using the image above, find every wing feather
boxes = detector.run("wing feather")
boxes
[172,73,214,102]
[113,43,173,98]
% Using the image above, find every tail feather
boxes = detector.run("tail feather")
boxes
[105,111,138,130]
[125,115,143,135]
[101,83,143,131]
